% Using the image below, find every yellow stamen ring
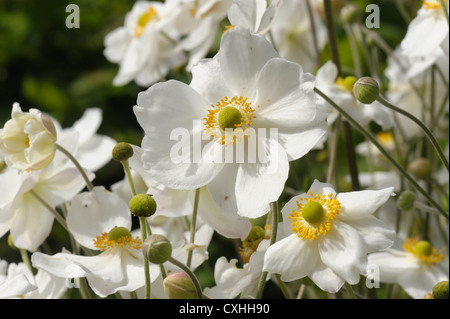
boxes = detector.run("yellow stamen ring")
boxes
[403,238,444,264]
[93,229,142,252]
[288,192,341,240]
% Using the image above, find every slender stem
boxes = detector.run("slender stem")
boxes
[327,116,341,184]
[168,256,203,299]
[344,282,357,299]
[55,144,93,191]
[342,120,361,191]
[29,190,68,231]
[306,0,322,69]
[315,87,449,220]
[394,0,412,23]
[438,0,449,25]
[20,249,33,273]
[186,188,200,268]
[376,95,449,173]
[275,274,293,299]
[256,202,279,299]
[343,22,362,77]
[323,0,341,74]
[121,160,137,197]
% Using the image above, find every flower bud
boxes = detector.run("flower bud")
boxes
[407,157,432,180]
[112,142,134,162]
[397,191,416,212]
[340,4,361,24]
[0,103,57,172]
[353,77,380,104]
[143,234,172,264]
[129,194,157,217]
[163,272,198,299]
[432,281,449,299]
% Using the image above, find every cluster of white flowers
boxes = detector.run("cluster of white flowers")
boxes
[0,0,448,299]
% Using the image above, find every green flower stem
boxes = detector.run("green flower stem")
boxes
[275,274,293,299]
[344,282,357,299]
[438,0,449,25]
[376,95,449,173]
[186,188,200,268]
[168,256,203,299]
[327,115,341,184]
[323,0,341,74]
[314,87,449,220]
[29,190,68,231]
[256,201,279,299]
[20,249,33,273]
[55,144,93,192]
[120,158,152,299]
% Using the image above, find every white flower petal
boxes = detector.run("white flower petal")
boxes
[319,221,367,284]
[347,215,395,253]
[263,234,319,282]
[309,261,345,293]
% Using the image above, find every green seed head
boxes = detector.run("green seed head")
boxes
[143,234,172,264]
[432,281,449,299]
[129,194,157,217]
[218,106,243,131]
[415,240,433,256]
[302,201,325,224]
[112,142,134,162]
[107,226,131,242]
[353,77,380,104]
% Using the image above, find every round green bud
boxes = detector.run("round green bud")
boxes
[163,272,197,299]
[353,77,380,104]
[112,142,134,162]
[218,106,243,131]
[129,194,157,217]
[407,157,432,180]
[107,226,132,242]
[143,234,172,264]
[432,281,449,299]
[302,201,325,224]
[340,4,361,24]
[414,240,433,256]
[397,191,416,212]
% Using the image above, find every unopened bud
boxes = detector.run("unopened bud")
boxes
[129,194,157,217]
[143,234,172,264]
[164,272,198,299]
[353,77,380,104]
[340,4,361,23]
[112,142,134,162]
[397,191,416,212]
[407,157,432,180]
[432,281,449,299]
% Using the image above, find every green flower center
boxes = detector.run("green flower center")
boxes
[302,201,325,224]
[107,226,132,242]
[218,106,243,131]
[415,240,433,256]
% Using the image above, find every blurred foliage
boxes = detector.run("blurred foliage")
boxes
[0,0,428,298]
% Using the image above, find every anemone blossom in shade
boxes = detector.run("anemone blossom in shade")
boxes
[103,0,186,87]
[0,103,57,172]
[134,27,328,219]
[368,238,449,299]
[263,180,395,293]
[400,0,449,58]
[31,187,156,297]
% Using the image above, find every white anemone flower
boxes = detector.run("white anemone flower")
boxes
[31,186,151,297]
[316,61,395,130]
[134,27,328,219]
[263,180,395,293]
[227,0,282,35]
[0,131,93,252]
[368,237,449,299]
[400,0,449,58]
[0,259,36,299]
[0,103,57,172]
[269,0,327,73]
[104,0,186,87]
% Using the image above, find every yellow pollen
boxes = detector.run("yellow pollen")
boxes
[422,0,448,9]
[203,96,256,145]
[93,232,142,252]
[336,76,357,93]
[134,7,158,37]
[24,137,30,148]
[288,192,340,240]
[403,238,444,264]
[239,225,271,263]
[223,25,236,34]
